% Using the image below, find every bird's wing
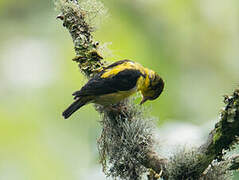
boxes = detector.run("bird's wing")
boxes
[73,69,142,98]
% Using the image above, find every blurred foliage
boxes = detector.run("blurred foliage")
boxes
[0,0,239,179]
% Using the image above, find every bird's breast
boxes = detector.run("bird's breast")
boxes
[93,88,137,106]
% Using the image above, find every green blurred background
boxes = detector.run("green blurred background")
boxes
[0,0,239,179]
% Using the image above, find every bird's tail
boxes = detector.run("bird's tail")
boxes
[62,97,89,119]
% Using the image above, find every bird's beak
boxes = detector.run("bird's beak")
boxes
[140,97,148,105]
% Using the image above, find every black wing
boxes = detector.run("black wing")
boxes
[73,69,142,98]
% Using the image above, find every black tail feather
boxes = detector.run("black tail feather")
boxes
[72,90,83,100]
[62,98,88,119]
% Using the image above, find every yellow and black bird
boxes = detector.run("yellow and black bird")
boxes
[62,60,164,119]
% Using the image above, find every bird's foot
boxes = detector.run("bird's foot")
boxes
[148,169,162,180]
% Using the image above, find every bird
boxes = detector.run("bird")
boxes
[62,59,164,119]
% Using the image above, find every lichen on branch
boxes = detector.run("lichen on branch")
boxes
[55,0,239,179]
[55,0,106,77]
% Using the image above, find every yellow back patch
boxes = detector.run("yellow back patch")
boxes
[101,61,144,78]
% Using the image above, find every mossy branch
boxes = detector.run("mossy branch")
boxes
[56,0,105,77]
[56,0,239,179]
[198,89,239,173]
[163,90,239,179]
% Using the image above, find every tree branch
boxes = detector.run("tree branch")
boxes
[198,89,239,173]
[55,1,239,179]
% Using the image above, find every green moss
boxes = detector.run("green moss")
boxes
[213,130,222,145]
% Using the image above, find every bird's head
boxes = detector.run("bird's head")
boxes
[140,71,164,105]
